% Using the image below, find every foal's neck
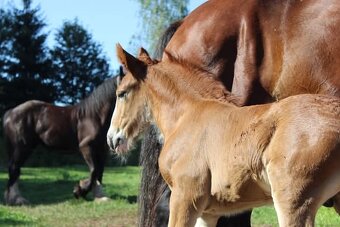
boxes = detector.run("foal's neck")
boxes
[145,62,236,136]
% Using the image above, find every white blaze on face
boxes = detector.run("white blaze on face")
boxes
[107,100,122,151]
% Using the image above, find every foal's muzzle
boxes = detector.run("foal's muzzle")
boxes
[107,129,128,155]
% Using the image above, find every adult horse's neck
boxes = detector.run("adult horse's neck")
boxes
[145,61,237,136]
[76,78,116,125]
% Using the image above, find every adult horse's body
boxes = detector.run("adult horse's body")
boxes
[108,46,340,227]
[164,0,340,104]
[140,0,340,225]
[3,78,117,205]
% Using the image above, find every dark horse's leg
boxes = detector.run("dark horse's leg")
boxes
[139,126,252,227]
[5,144,32,205]
[3,110,32,205]
[91,143,109,201]
[73,144,109,200]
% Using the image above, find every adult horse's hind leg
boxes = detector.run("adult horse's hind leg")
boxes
[4,145,32,205]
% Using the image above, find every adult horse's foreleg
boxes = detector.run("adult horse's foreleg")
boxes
[91,144,110,201]
[73,145,95,199]
[74,145,108,200]
[4,146,32,205]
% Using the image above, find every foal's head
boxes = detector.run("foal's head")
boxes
[107,44,155,155]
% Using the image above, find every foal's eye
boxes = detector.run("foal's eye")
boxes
[117,91,128,99]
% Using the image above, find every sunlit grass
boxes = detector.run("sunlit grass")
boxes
[0,166,139,226]
[0,166,338,226]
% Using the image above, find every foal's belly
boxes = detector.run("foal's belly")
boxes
[204,180,273,216]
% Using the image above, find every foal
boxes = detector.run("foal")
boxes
[107,45,340,227]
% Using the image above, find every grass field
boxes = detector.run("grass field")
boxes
[0,166,339,227]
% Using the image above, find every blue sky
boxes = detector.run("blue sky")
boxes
[0,0,206,71]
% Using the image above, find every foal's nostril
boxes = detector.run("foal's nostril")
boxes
[114,137,122,148]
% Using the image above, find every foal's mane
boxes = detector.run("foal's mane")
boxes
[76,77,117,117]
[155,51,241,106]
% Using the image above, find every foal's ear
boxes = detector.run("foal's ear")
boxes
[116,43,146,81]
[116,65,125,85]
[138,47,153,65]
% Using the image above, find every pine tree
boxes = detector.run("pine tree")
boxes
[51,19,112,104]
[0,0,56,112]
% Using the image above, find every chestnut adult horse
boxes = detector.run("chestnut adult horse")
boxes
[3,77,118,205]
[140,0,340,226]
[108,45,340,227]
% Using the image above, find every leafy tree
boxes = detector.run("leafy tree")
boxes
[0,0,56,114]
[51,19,112,104]
[133,0,188,53]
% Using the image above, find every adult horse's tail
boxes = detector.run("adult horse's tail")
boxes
[138,19,252,227]
[138,20,182,227]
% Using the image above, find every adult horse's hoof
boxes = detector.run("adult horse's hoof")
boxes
[73,179,91,199]
[73,185,81,199]
[73,184,88,199]
[4,190,29,206]
[94,196,111,202]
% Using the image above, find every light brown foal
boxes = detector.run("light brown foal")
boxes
[107,45,340,227]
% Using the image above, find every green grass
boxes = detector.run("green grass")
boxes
[0,166,140,227]
[0,166,339,226]
[252,206,339,226]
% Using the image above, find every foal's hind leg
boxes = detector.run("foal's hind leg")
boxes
[267,168,318,226]
[5,146,32,205]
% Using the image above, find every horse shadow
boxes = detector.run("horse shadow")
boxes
[109,193,137,204]
[0,177,79,205]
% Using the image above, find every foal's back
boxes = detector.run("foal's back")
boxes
[191,94,340,218]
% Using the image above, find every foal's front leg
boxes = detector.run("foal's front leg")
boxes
[168,184,211,227]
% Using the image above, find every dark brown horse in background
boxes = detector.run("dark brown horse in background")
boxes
[3,77,117,205]
[139,0,340,226]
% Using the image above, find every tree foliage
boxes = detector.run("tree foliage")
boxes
[0,0,56,115]
[133,0,188,53]
[51,20,112,104]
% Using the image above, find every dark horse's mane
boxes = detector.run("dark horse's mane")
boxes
[76,77,117,118]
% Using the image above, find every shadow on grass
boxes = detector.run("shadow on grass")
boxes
[0,178,81,205]
[0,217,34,226]
[110,193,137,204]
